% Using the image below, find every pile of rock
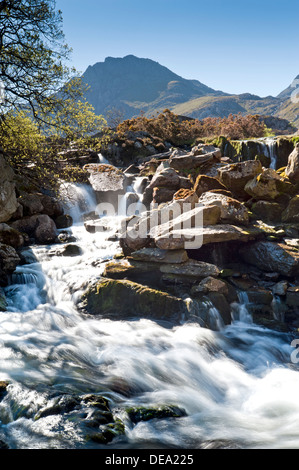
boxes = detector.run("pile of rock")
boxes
[84,141,299,331]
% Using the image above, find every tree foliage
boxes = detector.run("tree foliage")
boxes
[0,104,108,191]
[0,0,81,119]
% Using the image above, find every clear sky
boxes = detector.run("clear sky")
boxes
[55,0,299,98]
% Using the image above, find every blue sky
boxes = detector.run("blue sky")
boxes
[55,0,299,97]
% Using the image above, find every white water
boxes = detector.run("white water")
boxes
[259,138,277,170]
[0,184,299,449]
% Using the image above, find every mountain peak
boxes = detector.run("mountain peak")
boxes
[82,55,221,118]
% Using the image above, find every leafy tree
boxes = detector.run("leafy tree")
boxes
[0,0,82,120]
[0,104,109,191]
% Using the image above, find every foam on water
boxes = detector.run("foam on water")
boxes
[0,183,298,449]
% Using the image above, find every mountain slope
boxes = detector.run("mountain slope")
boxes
[81,55,225,118]
[81,56,299,130]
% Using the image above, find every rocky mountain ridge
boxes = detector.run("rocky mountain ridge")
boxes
[80,55,299,129]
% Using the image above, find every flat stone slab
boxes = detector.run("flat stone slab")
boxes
[130,248,189,264]
[155,225,251,250]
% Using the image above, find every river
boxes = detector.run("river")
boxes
[0,183,299,450]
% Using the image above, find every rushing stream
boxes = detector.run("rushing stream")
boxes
[1,182,299,450]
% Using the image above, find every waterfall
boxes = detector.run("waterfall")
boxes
[231,291,253,324]
[98,153,110,165]
[202,299,225,331]
[1,182,299,450]
[118,176,147,217]
[259,138,277,169]
[60,182,98,224]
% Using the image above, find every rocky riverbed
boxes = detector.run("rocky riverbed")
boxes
[1,136,299,449]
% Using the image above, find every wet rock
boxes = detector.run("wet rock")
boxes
[0,287,7,312]
[80,278,187,321]
[286,287,299,307]
[57,231,76,244]
[272,281,288,296]
[0,243,20,276]
[0,381,9,401]
[191,276,229,296]
[206,292,231,325]
[34,394,81,420]
[0,440,9,449]
[239,241,299,277]
[285,142,299,181]
[0,223,24,248]
[126,405,186,424]
[18,248,38,265]
[246,288,273,305]
[87,418,125,445]
[54,214,73,229]
[61,244,82,257]
[218,160,262,199]
[10,214,57,244]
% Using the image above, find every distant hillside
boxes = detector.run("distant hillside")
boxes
[82,55,224,119]
[81,55,299,131]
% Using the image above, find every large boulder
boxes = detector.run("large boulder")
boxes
[0,223,24,248]
[285,143,299,181]
[169,147,221,171]
[10,214,57,244]
[194,175,228,197]
[251,200,284,223]
[17,192,64,218]
[239,241,299,277]
[282,196,299,223]
[155,224,251,250]
[80,278,187,322]
[0,151,18,223]
[198,192,249,225]
[83,163,125,192]
[244,168,293,200]
[119,201,221,254]
[218,160,262,199]
[148,167,181,190]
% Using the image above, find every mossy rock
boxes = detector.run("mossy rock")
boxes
[126,405,186,424]
[87,418,125,445]
[81,278,187,321]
